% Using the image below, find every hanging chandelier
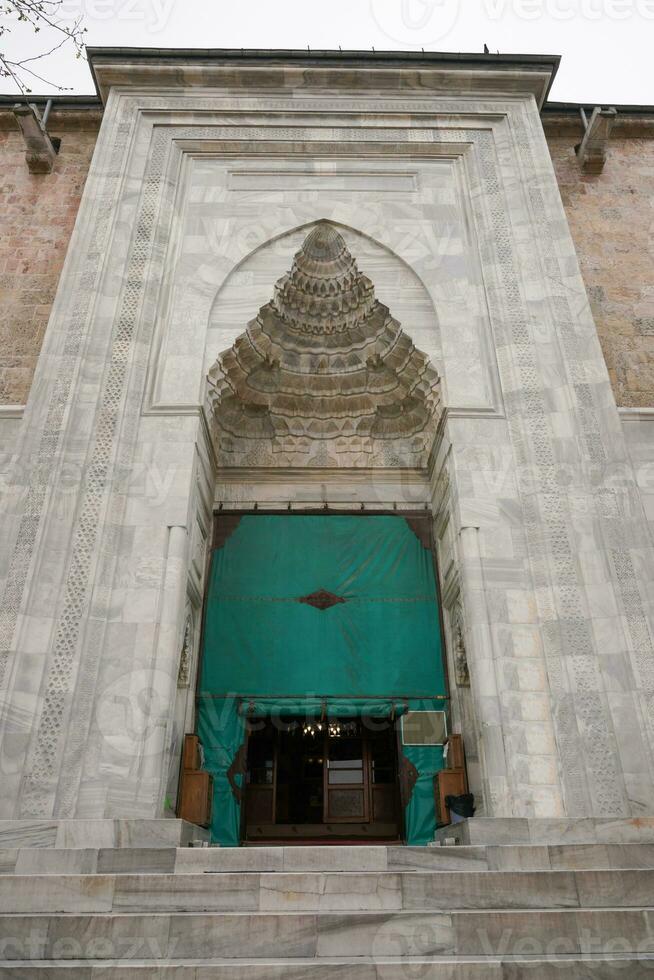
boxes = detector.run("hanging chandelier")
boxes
[299,719,357,738]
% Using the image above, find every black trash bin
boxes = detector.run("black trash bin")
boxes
[445,793,475,824]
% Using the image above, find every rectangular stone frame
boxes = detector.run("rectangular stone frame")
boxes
[0,60,652,826]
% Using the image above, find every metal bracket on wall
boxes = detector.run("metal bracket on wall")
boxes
[12,100,60,174]
[575,106,617,174]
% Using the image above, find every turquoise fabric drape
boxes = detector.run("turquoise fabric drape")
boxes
[401,744,445,845]
[236,698,410,718]
[196,698,245,848]
[201,516,444,698]
[197,515,447,845]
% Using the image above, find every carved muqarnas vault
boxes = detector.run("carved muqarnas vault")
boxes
[207,223,441,467]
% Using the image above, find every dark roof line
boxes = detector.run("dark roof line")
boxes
[544,100,654,115]
[84,45,560,66]
[0,94,101,108]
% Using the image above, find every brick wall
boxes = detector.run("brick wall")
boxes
[0,108,652,409]
[0,110,100,405]
[546,126,654,408]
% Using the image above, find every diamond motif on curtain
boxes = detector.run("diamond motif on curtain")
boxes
[297,589,346,611]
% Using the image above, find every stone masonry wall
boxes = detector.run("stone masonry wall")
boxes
[546,124,654,408]
[0,109,101,405]
[0,107,651,409]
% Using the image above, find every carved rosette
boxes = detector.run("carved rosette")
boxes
[207,222,441,467]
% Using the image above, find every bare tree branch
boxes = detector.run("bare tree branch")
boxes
[0,1,87,94]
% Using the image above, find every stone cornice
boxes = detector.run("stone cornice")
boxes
[87,47,559,108]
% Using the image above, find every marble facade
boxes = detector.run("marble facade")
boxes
[0,49,653,831]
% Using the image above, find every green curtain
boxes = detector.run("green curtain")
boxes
[196,698,245,848]
[401,744,445,845]
[197,516,447,845]
[201,516,444,698]
[236,698,409,718]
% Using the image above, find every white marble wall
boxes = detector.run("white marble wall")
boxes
[0,58,653,823]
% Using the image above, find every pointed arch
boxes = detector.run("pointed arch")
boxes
[205,220,443,469]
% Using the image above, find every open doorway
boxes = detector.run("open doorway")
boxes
[244,716,401,842]
[195,513,448,846]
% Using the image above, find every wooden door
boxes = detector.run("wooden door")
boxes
[244,721,276,825]
[368,726,400,826]
[323,731,370,823]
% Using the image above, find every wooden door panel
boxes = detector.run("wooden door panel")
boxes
[373,785,397,822]
[325,788,366,821]
[323,732,370,823]
[245,786,274,823]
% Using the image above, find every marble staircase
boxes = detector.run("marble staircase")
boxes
[1,820,654,976]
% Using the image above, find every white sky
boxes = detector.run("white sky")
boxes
[1,0,652,104]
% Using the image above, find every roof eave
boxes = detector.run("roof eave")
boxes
[85,46,560,109]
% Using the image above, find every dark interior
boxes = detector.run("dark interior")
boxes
[244,716,401,841]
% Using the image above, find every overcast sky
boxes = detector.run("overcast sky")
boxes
[1,0,652,104]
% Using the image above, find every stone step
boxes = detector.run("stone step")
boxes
[1,908,654,960]
[1,956,654,978]
[2,817,651,853]
[2,868,654,914]
[435,817,654,846]
[0,820,208,851]
[3,842,654,875]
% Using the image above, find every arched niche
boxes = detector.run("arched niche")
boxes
[203,220,443,469]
